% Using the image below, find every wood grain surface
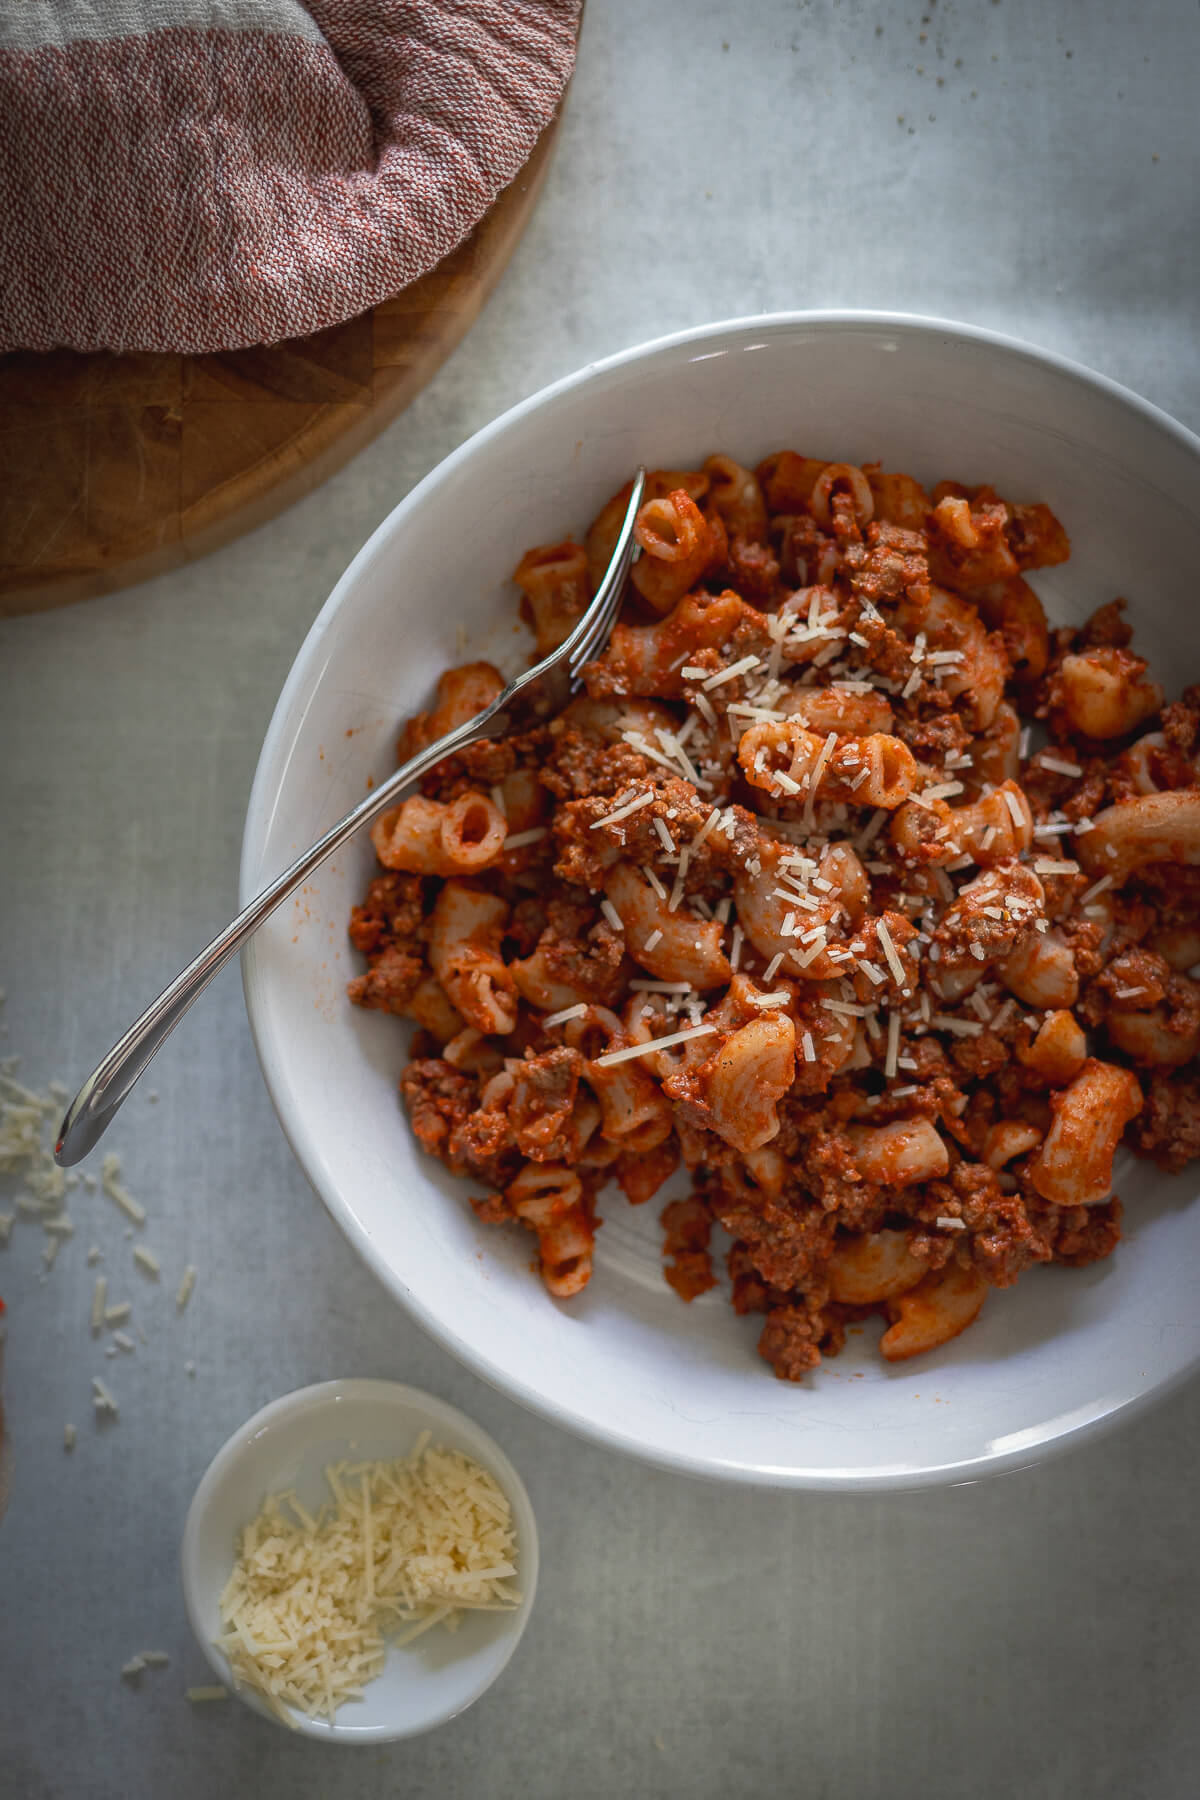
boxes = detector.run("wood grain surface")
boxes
[0,114,561,618]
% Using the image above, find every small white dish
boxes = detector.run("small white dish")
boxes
[240,311,1200,1488]
[180,1379,539,1741]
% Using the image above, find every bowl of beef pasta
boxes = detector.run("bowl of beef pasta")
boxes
[242,314,1200,1488]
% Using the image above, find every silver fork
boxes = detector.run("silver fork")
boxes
[55,468,646,1166]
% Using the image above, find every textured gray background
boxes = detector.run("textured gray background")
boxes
[2,3,1199,1796]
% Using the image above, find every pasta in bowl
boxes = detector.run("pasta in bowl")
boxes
[242,314,1200,1487]
[346,455,1199,1382]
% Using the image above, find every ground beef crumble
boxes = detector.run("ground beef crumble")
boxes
[1128,1070,1200,1174]
[660,1195,717,1301]
[757,1299,849,1382]
[400,1060,477,1167]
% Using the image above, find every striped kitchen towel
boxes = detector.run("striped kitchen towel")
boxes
[0,1,580,355]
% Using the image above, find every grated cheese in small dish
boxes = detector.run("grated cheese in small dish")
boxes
[214,1436,522,1727]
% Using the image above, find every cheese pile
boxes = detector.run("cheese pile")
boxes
[216,1435,521,1725]
[0,1061,69,1234]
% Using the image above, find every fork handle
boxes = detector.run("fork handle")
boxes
[54,700,507,1167]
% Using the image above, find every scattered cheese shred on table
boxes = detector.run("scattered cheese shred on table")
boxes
[216,1436,521,1726]
[92,1376,119,1417]
[100,1153,147,1227]
[0,1063,67,1213]
[186,1686,229,1703]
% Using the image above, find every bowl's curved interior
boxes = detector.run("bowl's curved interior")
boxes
[241,314,1200,1489]
[181,1379,539,1741]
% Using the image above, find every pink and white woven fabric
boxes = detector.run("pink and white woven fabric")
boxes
[0,0,580,354]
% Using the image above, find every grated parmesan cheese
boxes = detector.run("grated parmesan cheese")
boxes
[929,1014,984,1036]
[540,1000,591,1029]
[92,1377,119,1417]
[856,809,888,852]
[215,1441,521,1726]
[594,1023,716,1067]
[821,998,867,1018]
[804,732,838,826]
[600,899,625,933]
[997,788,1024,831]
[875,918,906,986]
[0,1066,67,1214]
[590,790,655,830]
[793,933,829,969]
[885,1011,901,1078]
[989,998,1017,1033]
[100,1154,146,1227]
[1038,754,1083,778]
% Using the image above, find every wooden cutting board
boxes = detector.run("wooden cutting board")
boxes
[0,115,561,618]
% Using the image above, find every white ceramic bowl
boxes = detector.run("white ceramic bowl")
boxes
[181,1379,538,1740]
[241,312,1200,1490]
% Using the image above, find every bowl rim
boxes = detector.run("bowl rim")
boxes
[240,309,1200,1491]
[180,1376,540,1741]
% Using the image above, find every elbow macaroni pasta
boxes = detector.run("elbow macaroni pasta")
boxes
[350,447,1200,1383]
[371,792,507,877]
